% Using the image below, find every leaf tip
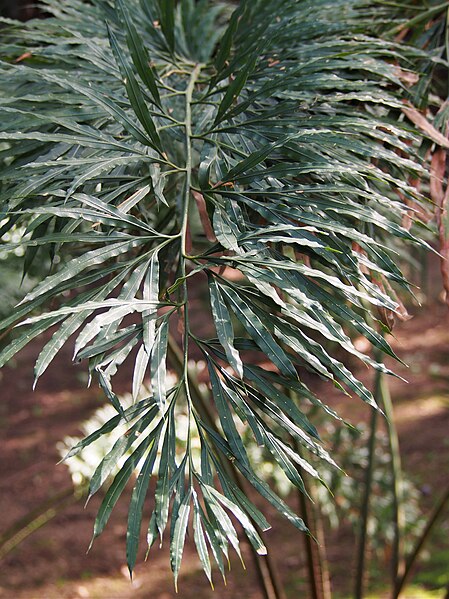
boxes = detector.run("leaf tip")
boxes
[86,535,95,554]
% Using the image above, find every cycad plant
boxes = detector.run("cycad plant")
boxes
[0,0,443,590]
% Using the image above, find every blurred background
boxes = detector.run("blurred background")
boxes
[0,0,42,20]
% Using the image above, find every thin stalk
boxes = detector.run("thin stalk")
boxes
[0,486,77,559]
[355,325,405,599]
[179,66,208,507]
[170,63,285,599]
[387,1,449,35]
[420,248,429,301]
[292,432,331,599]
[379,370,406,595]
[354,401,379,599]
[446,6,449,98]
[194,135,248,158]
[262,554,287,599]
[313,495,332,599]
[394,482,449,598]
[166,335,285,599]
[180,63,204,426]
[298,485,325,599]
[160,68,191,79]
[180,63,203,258]
[158,123,184,132]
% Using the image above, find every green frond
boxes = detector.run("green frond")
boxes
[0,0,445,586]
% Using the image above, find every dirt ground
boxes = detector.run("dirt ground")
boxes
[0,264,448,599]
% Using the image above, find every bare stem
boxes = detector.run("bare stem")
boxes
[394,482,449,598]
[355,400,379,599]
[378,371,406,595]
[181,63,203,258]
[0,486,77,559]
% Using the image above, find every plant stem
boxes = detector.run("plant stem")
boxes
[387,1,449,35]
[355,331,405,599]
[181,62,203,258]
[293,432,331,599]
[174,63,286,599]
[180,63,203,442]
[354,400,379,599]
[0,486,77,559]
[394,482,449,598]
[379,370,406,595]
[298,484,330,599]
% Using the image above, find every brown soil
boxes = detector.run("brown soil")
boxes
[1,275,448,599]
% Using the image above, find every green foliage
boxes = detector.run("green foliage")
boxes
[0,0,442,586]
[304,422,426,555]
[59,385,426,561]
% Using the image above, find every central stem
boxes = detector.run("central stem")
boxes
[180,63,203,259]
[180,63,204,394]
[170,66,285,599]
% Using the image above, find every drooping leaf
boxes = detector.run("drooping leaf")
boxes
[220,283,297,378]
[19,241,144,306]
[143,250,160,356]
[156,0,176,53]
[155,421,172,543]
[132,344,150,403]
[207,361,249,467]
[88,404,159,498]
[208,274,243,378]
[62,397,155,461]
[203,484,267,556]
[202,485,243,564]
[127,430,161,575]
[192,493,213,587]
[117,0,162,108]
[91,422,162,544]
[150,316,169,411]
[214,51,259,125]
[170,488,192,591]
[107,24,162,151]
[201,423,309,533]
